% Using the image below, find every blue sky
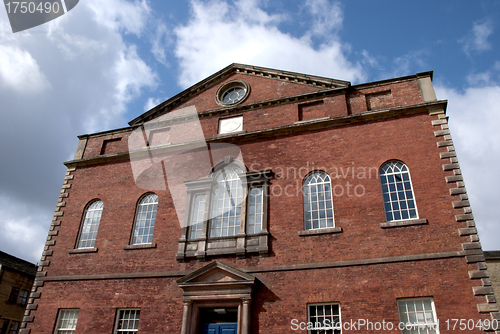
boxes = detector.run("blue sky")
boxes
[0,0,499,264]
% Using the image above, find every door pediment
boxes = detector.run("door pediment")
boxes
[177,261,255,288]
[177,262,255,334]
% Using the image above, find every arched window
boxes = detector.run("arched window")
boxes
[77,200,103,249]
[379,161,418,221]
[209,167,243,237]
[303,171,335,230]
[131,193,158,245]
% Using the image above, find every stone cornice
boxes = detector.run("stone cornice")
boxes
[351,71,433,90]
[64,100,447,168]
[485,251,500,260]
[129,63,351,126]
[74,86,348,141]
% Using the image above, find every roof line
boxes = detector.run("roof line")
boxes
[128,63,351,126]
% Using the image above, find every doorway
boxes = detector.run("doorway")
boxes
[199,308,238,334]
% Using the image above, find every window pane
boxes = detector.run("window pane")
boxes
[8,287,19,303]
[209,168,243,237]
[77,200,103,248]
[131,194,158,244]
[379,161,418,222]
[397,298,438,333]
[115,309,140,334]
[308,304,341,334]
[246,187,263,234]
[55,309,79,333]
[189,194,206,239]
[18,289,29,306]
[304,172,335,230]
[8,321,19,334]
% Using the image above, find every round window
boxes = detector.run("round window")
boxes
[222,86,246,105]
[215,80,250,106]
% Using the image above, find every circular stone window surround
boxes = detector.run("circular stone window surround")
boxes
[215,79,251,107]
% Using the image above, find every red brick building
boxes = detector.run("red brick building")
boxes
[22,64,499,333]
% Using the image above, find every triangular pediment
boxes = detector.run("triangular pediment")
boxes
[129,63,350,126]
[177,261,255,287]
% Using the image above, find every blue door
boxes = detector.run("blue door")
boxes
[202,323,237,334]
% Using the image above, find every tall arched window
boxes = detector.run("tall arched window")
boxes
[303,171,335,230]
[379,161,418,221]
[209,167,243,237]
[131,193,158,245]
[77,200,103,249]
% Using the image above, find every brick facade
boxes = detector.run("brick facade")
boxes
[23,64,499,333]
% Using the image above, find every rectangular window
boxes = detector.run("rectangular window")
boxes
[247,187,263,234]
[114,309,140,334]
[219,116,243,134]
[189,194,206,239]
[8,287,19,304]
[308,303,341,334]
[54,309,79,334]
[8,321,19,334]
[1,320,9,334]
[18,289,29,306]
[397,298,439,334]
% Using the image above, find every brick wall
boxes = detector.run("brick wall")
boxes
[26,70,495,333]
[28,258,490,333]
[42,109,465,277]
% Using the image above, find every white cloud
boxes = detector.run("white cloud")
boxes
[144,97,162,111]
[466,71,493,86]
[304,0,343,37]
[389,50,429,78]
[0,0,156,262]
[0,17,50,93]
[174,0,364,88]
[0,195,50,264]
[466,62,500,87]
[435,84,500,251]
[460,20,494,55]
[151,23,172,66]
[0,45,50,92]
[113,45,158,105]
[86,0,151,35]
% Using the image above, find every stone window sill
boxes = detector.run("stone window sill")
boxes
[123,243,157,250]
[298,227,342,236]
[380,218,428,229]
[68,247,98,254]
[177,233,269,261]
